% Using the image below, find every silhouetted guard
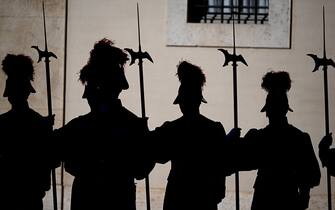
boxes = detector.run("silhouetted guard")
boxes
[218,11,248,210]
[124,3,153,210]
[31,2,58,210]
[307,6,334,210]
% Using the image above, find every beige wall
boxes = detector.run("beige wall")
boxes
[0,0,65,209]
[1,0,335,209]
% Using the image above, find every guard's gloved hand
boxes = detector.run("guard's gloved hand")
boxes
[43,114,55,129]
[319,133,333,150]
[319,133,333,167]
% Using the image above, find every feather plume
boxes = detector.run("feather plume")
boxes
[261,71,291,93]
[176,61,206,89]
[2,54,34,81]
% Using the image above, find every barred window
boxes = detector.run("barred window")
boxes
[167,0,290,48]
[187,0,269,24]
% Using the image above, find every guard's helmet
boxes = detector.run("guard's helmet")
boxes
[260,71,293,113]
[2,54,36,97]
[80,38,129,99]
[173,61,207,105]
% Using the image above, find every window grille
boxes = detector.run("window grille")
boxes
[187,0,269,24]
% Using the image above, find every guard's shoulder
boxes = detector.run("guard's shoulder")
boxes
[120,107,147,128]
[64,113,92,127]
[120,107,140,120]
[288,124,309,137]
[28,108,46,121]
[161,119,175,128]
[0,111,11,121]
[74,113,91,121]
[210,119,224,129]
[0,112,9,128]
[200,115,218,123]
[201,115,225,131]
[155,118,179,131]
[245,127,261,138]
[29,108,43,116]
[54,114,92,136]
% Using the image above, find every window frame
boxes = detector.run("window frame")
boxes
[166,0,292,49]
[188,0,270,24]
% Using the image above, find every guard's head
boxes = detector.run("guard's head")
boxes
[1,54,35,104]
[80,38,129,101]
[173,61,207,115]
[260,71,293,119]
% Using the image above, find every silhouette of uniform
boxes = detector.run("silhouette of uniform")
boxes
[319,134,335,176]
[0,54,54,210]
[233,71,320,210]
[151,61,228,210]
[54,39,154,210]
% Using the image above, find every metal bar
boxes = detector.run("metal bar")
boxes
[42,2,58,210]
[238,0,242,23]
[136,5,151,210]
[323,65,332,210]
[322,7,332,210]
[260,14,267,24]
[221,0,224,23]
[60,0,68,209]
[232,14,240,210]
[254,0,258,24]
[244,0,251,23]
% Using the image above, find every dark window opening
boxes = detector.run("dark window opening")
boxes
[187,0,269,24]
